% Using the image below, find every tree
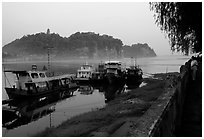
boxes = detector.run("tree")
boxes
[150,2,202,54]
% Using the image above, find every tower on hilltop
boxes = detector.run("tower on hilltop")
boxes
[47,28,50,35]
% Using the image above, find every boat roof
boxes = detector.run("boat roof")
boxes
[77,69,93,72]
[81,65,93,68]
[4,70,28,74]
[105,61,121,64]
[4,70,46,74]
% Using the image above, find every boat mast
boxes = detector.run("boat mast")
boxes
[44,45,53,76]
[134,58,137,67]
[131,57,134,67]
[47,46,53,74]
[44,29,53,76]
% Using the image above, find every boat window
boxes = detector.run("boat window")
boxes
[25,83,35,93]
[31,73,39,79]
[36,82,47,88]
[39,73,45,78]
[36,82,48,92]
[49,80,60,89]
[66,78,71,84]
[61,78,70,85]
[61,78,66,85]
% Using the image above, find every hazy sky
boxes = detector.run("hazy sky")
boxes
[2,2,172,55]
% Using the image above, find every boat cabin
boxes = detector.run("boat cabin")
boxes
[104,61,122,75]
[5,70,48,90]
[98,63,106,73]
[126,66,143,80]
[76,64,94,79]
[4,70,76,98]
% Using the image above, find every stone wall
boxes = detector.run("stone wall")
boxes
[130,60,193,136]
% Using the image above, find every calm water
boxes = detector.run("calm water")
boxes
[2,87,107,136]
[2,55,190,136]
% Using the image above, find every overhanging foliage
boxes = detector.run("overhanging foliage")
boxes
[150,2,202,54]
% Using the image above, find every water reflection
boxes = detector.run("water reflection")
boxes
[3,89,75,130]
[104,84,121,103]
[91,83,126,103]
[78,85,94,95]
[2,82,138,136]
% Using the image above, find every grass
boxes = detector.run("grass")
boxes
[35,73,176,137]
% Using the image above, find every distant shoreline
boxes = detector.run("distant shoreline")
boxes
[2,56,157,64]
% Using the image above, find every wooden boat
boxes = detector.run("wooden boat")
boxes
[4,68,78,99]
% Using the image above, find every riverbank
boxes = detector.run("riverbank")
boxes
[35,72,179,137]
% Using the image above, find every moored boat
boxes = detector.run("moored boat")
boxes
[90,62,106,84]
[4,67,78,99]
[125,65,143,88]
[75,63,95,84]
[104,61,125,85]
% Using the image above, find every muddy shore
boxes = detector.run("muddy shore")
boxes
[35,72,179,137]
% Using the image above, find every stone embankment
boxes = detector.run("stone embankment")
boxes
[128,59,202,137]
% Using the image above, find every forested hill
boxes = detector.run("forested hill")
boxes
[123,44,156,58]
[3,31,156,60]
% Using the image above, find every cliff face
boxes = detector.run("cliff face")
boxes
[3,31,156,60]
[123,43,156,58]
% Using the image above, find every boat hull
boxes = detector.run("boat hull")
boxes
[5,85,78,99]
[125,74,142,88]
[104,73,125,85]
[75,78,92,85]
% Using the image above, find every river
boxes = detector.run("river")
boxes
[2,55,190,136]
